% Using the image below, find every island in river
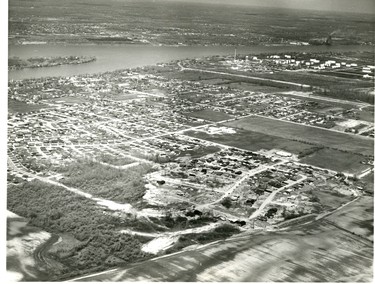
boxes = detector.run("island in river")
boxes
[8,56,96,71]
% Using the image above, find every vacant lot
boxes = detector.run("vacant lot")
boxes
[184,128,314,155]
[225,116,373,156]
[300,148,370,174]
[185,110,233,122]
[8,99,50,113]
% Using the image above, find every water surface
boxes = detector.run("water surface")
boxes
[8,44,373,80]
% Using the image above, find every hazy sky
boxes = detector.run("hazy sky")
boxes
[165,0,375,14]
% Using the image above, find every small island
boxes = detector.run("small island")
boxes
[8,55,96,70]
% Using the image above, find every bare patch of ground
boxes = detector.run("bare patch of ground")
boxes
[6,211,51,281]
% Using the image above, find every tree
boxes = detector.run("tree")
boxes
[221,197,232,209]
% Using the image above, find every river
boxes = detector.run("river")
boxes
[8,44,373,80]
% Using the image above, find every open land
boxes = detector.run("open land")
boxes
[224,116,373,155]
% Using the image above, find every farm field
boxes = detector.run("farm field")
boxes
[224,116,374,156]
[299,148,370,175]
[184,128,314,155]
[74,219,373,282]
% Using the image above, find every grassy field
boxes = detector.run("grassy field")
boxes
[8,99,50,113]
[184,128,314,155]
[300,148,370,174]
[185,110,233,122]
[225,116,374,156]
[75,219,373,282]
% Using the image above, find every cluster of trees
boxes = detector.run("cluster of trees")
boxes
[8,180,151,279]
[161,210,217,230]
[60,159,153,203]
[97,154,135,166]
[221,197,233,209]
[298,146,324,159]
[316,87,374,104]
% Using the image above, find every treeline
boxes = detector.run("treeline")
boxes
[97,154,135,166]
[7,180,151,280]
[165,224,240,254]
[315,87,374,105]
[298,146,324,159]
[60,159,153,203]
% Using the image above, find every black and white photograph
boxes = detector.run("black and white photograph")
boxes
[5,0,375,282]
